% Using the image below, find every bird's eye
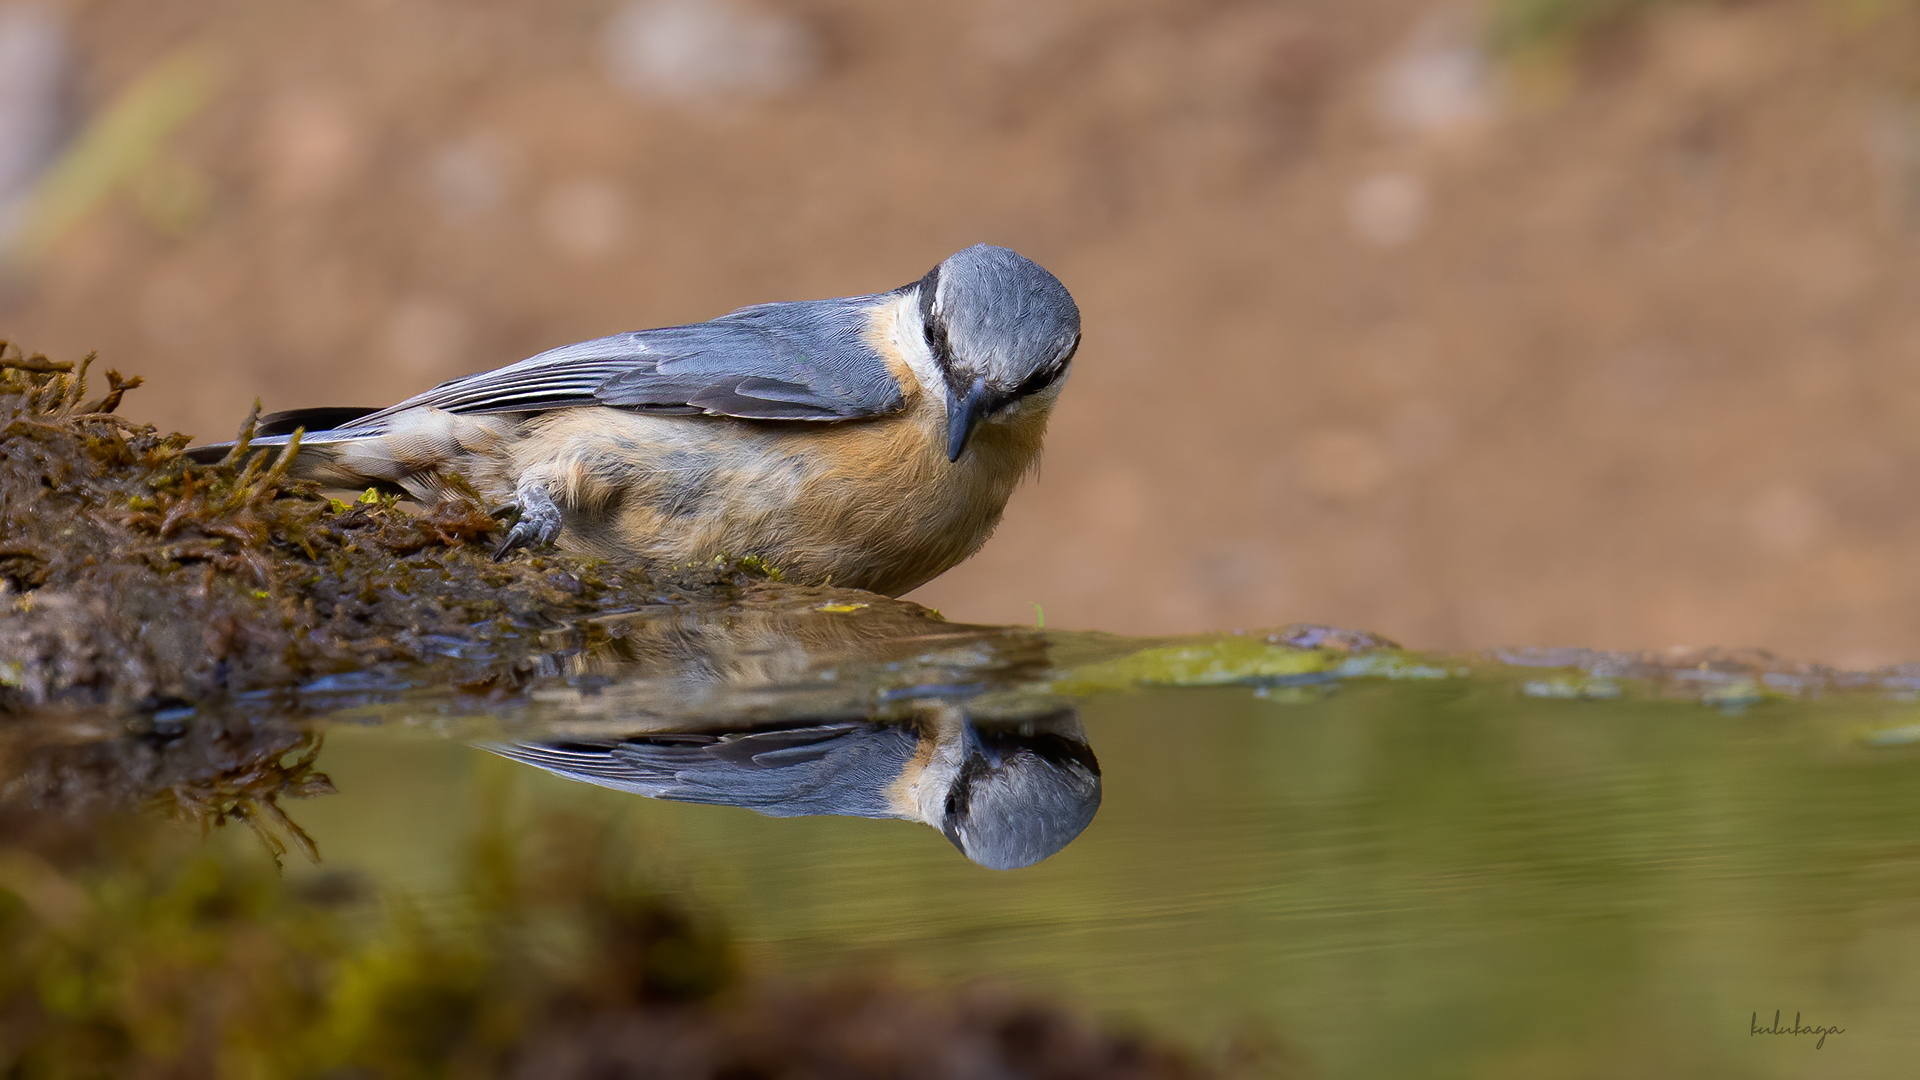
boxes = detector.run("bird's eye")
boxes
[923,313,954,366]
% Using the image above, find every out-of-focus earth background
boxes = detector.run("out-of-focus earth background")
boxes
[3,0,1916,664]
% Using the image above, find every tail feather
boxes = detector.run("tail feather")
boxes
[183,443,235,464]
[184,406,382,465]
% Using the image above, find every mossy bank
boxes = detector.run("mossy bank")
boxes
[0,345,837,718]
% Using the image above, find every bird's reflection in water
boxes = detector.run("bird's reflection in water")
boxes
[489,707,1100,870]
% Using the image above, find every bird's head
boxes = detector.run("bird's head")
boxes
[936,717,1102,870]
[914,244,1081,461]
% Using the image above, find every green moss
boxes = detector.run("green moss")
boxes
[1050,637,1340,694]
[1494,0,1630,51]
[697,552,784,581]
[1044,630,1462,696]
[1489,0,1696,53]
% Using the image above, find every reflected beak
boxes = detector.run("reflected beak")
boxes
[945,378,989,462]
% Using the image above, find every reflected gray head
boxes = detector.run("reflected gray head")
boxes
[938,725,1102,870]
[915,244,1082,461]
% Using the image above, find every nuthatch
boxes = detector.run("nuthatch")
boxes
[487,708,1102,870]
[192,245,1081,596]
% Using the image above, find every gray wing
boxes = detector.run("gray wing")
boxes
[483,722,920,819]
[344,296,908,431]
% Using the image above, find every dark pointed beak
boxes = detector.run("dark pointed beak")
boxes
[945,378,989,462]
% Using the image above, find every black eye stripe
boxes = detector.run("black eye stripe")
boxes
[924,317,952,363]
[945,753,991,822]
[1009,360,1067,401]
[918,281,956,372]
[1007,332,1080,402]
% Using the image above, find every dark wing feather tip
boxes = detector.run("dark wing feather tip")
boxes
[257,407,383,437]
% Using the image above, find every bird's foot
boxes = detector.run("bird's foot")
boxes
[492,485,562,559]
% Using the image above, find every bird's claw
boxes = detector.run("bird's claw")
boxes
[492,490,562,559]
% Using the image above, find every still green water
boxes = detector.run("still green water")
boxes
[284,652,1920,1078]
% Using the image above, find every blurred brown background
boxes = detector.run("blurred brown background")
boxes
[5,0,1920,663]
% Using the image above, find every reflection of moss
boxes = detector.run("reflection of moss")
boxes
[0,713,335,855]
[146,731,336,870]
[0,809,1215,1079]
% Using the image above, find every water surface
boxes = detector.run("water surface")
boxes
[10,599,1920,1077]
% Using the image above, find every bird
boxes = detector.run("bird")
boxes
[191,244,1081,597]
[485,707,1103,870]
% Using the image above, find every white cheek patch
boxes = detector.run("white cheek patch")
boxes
[888,292,948,420]
[886,708,970,825]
